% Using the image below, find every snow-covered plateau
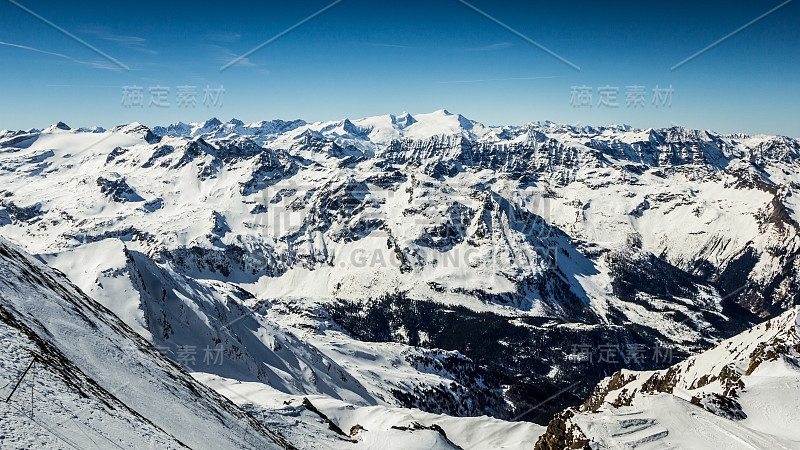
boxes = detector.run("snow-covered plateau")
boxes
[1,110,799,448]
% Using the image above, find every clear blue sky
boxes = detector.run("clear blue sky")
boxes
[0,0,797,136]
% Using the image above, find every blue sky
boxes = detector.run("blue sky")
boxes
[0,0,797,136]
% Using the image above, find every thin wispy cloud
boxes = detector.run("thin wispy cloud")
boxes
[0,40,118,70]
[461,42,513,52]
[207,32,242,43]
[84,28,158,55]
[362,42,415,49]
[210,45,257,67]
[46,84,119,88]
[437,75,558,84]
[209,45,269,74]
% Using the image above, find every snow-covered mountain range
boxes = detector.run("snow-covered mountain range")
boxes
[1,110,799,448]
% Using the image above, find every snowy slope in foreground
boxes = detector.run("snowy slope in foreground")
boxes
[41,238,377,407]
[0,237,548,449]
[0,238,292,449]
[536,308,800,449]
[195,372,545,450]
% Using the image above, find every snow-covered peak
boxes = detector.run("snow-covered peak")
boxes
[393,111,416,129]
[277,109,493,150]
[110,122,159,143]
[201,117,223,129]
[43,121,70,132]
[403,109,476,136]
[151,118,307,140]
[152,120,193,137]
[76,125,106,133]
[111,121,145,132]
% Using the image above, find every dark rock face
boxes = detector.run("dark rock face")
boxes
[0,200,43,223]
[390,348,509,418]
[96,176,144,202]
[413,202,472,251]
[326,294,699,424]
[0,133,39,148]
[606,251,703,302]
[534,409,590,450]
[239,150,300,195]
[106,146,129,164]
[142,145,175,168]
